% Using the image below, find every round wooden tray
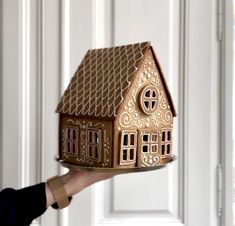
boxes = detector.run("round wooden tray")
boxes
[56,155,176,173]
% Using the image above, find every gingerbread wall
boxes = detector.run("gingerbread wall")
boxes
[113,49,174,168]
[59,115,113,167]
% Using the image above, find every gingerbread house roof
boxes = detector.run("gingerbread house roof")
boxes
[56,42,176,119]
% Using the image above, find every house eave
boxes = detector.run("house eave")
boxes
[58,112,116,121]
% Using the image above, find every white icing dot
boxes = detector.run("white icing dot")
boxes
[168,105,170,108]
[154,72,157,76]
[83,125,86,129]
[146,118,149,122]
[149,159,153,164]
[147,74,151,78]
[118,127,121,130]
[146,122,149,127]
[157,112,161,116]
[124,106,127,110]
[148,67,151,71]
[143,77,146,82]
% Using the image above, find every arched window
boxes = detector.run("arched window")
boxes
[139,85,158,115]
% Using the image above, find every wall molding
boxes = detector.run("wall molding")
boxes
[178,0,187,223]
[61,0,71,90]
[0,0,3,189]
[59,1,71,226]
[19,0,31,189]
[19,0,43,225]
[92,0,105,48]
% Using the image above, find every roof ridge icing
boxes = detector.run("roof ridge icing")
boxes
[87,41,150,52]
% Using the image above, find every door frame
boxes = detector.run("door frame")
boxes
[221,0,233,225]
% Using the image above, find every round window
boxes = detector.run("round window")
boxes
[139,85,158,115]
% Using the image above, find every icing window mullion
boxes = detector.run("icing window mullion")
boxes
[139,85,158,115]
[160,129,172,156]
[87,129,101,161]
[65,126,78,156]
[120,131,137,165]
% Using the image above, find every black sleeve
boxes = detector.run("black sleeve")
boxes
[0,183,47,226]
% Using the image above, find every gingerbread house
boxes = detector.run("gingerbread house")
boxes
[56,42,176,169]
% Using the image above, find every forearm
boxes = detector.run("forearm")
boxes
[0,170,116,226]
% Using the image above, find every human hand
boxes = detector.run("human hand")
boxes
[46,169,117,207]
[61,169,117,196]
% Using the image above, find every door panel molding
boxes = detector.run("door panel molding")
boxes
[185,0,220,225]
[92,180,184,226]
[92,0,184,225]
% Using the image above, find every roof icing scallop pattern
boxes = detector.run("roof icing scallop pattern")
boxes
[56,42,151,118]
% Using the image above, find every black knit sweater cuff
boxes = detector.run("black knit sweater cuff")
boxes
[0,182,47,226]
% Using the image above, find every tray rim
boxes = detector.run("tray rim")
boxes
[56,155,176,173]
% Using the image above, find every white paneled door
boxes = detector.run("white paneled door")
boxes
[1,0,225,226]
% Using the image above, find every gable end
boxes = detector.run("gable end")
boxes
[149,46,176,117]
